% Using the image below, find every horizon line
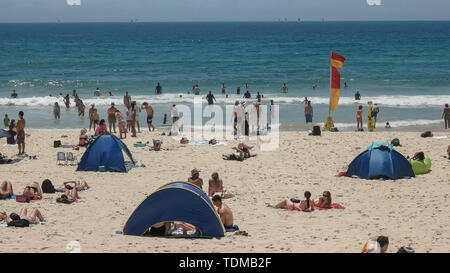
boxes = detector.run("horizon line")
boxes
[0,19,450,24]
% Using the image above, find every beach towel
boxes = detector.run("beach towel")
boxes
[314,203,345,210]
[0,158,23,164]
[3,144,17,147]
[432,136,448,139]
[225,225,239,232]
[133,143,147,147]
[189,140,208,145]
[213,142,229,146]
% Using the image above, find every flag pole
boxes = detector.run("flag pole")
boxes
[329,51,332,117]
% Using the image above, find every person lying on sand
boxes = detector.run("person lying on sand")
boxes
[0,208,44,226]
[361,236,389,253]
[0,181,13,199]
[148,221,197,236]
[222,143,255,161]
[63,181,90,191]
[267,191,315,212]
[63,183,80,202]
[23,182,42,200]
[188,168,203,189]
[315,191,332,209]
[212,195,235,229]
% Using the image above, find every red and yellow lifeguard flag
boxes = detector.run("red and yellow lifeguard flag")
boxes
[329,52,346,111]
[330,52,346,68]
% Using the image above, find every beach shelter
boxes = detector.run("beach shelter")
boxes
[123,182,225,237]
[0,129,11,138]
[345,142,415,180]
[76,134,134,172]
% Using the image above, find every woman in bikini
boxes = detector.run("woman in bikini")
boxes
[208,172,223,197]
[0,181,13,199]
[116,110,127,139]
[22,182,42,200]
[78,129,89,147]
[356,105,363,130]
[107,103,117,133]
[315,191,332,209]
[0,208,44,226]
[268,191,315,212]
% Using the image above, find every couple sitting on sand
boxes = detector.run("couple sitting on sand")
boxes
[56,181,90,204]
[1,208,45,227]
[222,143,255,161]
[0,181,42,201]
[268,191,332,212]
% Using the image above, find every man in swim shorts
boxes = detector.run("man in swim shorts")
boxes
[212,195,234,229]
[142,102,155,131]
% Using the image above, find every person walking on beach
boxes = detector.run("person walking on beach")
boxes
[281,83,288,93]
[15,111,25,155]
[221,83,226,94]
[442,104,450,129]
[206,91,216,105]
[107,103,117,133]
[193,85,201,95]
[305,101,313,123]
[4,114,10,128]
[53,102,60,119]
[88,104,95,131]
[123,91,131,109]
[116,110,126,139]
[155,82,162,94]
[130,102,137,137]
[371,104,380,128]
[356,105,363,130]
[171,104,180,135]
[11,90,18,98]
[91,108,99,131]
[142,102,155,131]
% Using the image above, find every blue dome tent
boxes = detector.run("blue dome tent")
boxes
[123,182,225,237]
[76,134,135,172]
[345,142,415,180]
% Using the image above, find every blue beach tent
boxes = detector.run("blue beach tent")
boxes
[123,182,225,237]
[76,134,134,172]
[345,142,415,180]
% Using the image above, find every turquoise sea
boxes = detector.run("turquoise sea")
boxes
[0,21,449,130]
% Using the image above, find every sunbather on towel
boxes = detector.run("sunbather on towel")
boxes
[0,208,44,226]
[315,191,332,209]
[212,195,235,229]
[63,184,80,202]
[236,143,254,158]
[361,236,389,253]
[148,221,197,236]
[63,180,90,191]
[268,191,315,212]
[23,182,42,200]
[0,181,13,199]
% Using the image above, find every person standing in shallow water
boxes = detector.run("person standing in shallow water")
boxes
[221,83,226,94]
[305,101,313,123]
[206,91,216,105]
[356,105,363,130]
[155,82,162,94]
[53,102,60,119]
[442,104,450,129]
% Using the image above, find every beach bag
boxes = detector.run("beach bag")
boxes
[209,139,217,145]
[42,179,55,194]
[421,131,433,138]
[16,195,31,203]
[391,138,401,147]
[53,140,62,148]
[312,126,321,136]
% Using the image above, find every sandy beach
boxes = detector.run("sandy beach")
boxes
[0,129,449,253]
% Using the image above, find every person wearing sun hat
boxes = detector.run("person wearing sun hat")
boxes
[188,168,203,189]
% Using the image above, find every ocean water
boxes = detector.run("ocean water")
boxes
[0,21,449,130]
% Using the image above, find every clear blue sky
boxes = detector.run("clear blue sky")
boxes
[1,0,449,22]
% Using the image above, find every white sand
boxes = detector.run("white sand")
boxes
[0,129,449,253]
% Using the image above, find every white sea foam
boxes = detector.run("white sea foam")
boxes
[320,119,443,128]
[0,94,448,107]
